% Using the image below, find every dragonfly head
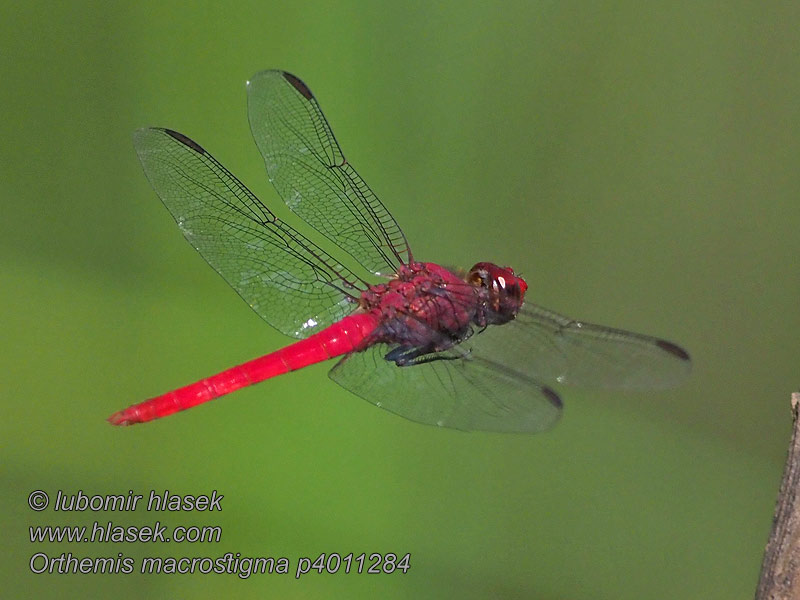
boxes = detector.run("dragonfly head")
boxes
[467,262,528,324]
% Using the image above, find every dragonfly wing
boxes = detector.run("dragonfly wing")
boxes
[330,299,689,432]
[475,304,692,390]
[330,342,562,434]
[133,127,364,339]
[246,70,411,276]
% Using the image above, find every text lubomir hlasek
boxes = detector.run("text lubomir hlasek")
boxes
[51,490,222,512]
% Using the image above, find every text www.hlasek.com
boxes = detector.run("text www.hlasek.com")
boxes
[30,521,221,544]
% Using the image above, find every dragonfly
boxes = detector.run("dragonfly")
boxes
[108,70,691,433]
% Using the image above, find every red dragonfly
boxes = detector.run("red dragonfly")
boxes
[109,70,691,433]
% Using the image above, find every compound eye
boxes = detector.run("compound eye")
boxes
[469,269,490,288]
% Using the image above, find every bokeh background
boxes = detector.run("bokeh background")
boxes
[3,1,800,598]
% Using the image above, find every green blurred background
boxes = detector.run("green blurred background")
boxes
[3,1,799,598]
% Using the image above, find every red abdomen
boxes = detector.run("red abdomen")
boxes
[108,311,380,425]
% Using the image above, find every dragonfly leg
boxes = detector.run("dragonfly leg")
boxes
[384,345,425,366]
[384,345,465,367]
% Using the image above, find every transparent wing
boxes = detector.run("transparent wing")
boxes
[330,342,563,435]
[478,304,693,390]
[246,70,411,276]
[133,127,365,339]
[329,299,689,433]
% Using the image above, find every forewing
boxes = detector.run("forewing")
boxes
[330,343,563,434]
[478,304,692,390]
[133,127,363,339]
[246,70,411,276]
[330,298,689,432]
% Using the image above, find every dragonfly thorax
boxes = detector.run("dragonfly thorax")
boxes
[357,261,529,353]
[358,262,477,347]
